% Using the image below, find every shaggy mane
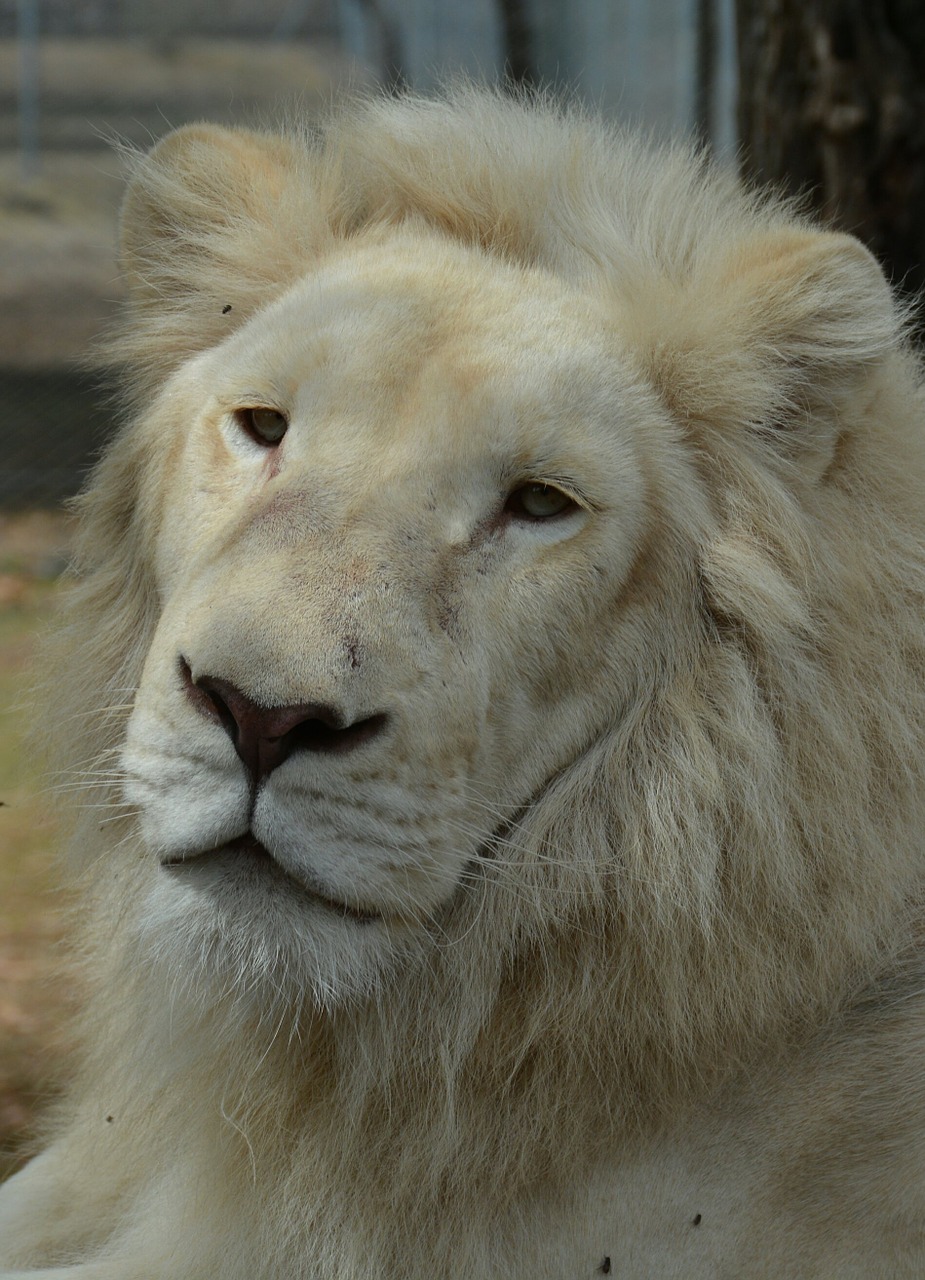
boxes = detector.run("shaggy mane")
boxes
[24,87,925,1274]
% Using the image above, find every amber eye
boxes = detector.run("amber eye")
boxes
[505,482,578,521]
[235,407,288,447]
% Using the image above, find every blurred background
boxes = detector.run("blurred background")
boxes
[1,0,923,1180]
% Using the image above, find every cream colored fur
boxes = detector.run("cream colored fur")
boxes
[2,87,925,1277]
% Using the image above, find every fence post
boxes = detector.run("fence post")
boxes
[17,0,40,180]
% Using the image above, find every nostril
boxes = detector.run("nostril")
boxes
[180,657,239,740]
[289,712,388,755]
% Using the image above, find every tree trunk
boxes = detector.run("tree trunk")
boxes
[736,0,925,311]
[496,0,538,90]
[695,0,719,147]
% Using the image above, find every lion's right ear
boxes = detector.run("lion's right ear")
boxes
[114,124,331,396]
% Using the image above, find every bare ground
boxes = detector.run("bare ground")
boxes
[0,512,74,1182]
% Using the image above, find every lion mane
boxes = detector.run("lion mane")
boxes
[2,88,925,1278]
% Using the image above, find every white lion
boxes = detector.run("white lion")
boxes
[2,88,925,1278]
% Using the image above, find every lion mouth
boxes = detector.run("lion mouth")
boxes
[160,834,381,924]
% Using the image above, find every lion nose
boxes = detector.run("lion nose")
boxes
[180,659,387,784]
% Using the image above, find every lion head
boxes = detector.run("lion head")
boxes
[113,224,659,1010]
[4,88,925,1276]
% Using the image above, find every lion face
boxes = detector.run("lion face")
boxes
[78,99,906,1047]
[121,234,659,1004]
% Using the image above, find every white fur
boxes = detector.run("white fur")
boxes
[2,87,925,1277]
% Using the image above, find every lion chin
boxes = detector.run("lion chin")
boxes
[4,87,925,1279]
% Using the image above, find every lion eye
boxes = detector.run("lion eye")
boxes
[505,483,577,520]
[235,407,289,447]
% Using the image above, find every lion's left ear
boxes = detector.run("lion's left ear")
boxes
[648,229,904,481]
[111,124,330,398]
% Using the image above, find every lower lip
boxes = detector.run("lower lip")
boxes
[161,835,381,924]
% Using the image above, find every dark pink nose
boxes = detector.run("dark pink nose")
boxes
[180,658,387,784]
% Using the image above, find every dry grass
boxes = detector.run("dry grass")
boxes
[0,512,74,1183]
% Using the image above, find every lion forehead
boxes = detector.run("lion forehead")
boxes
[212,235,637,442]
[150,233,654,595]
